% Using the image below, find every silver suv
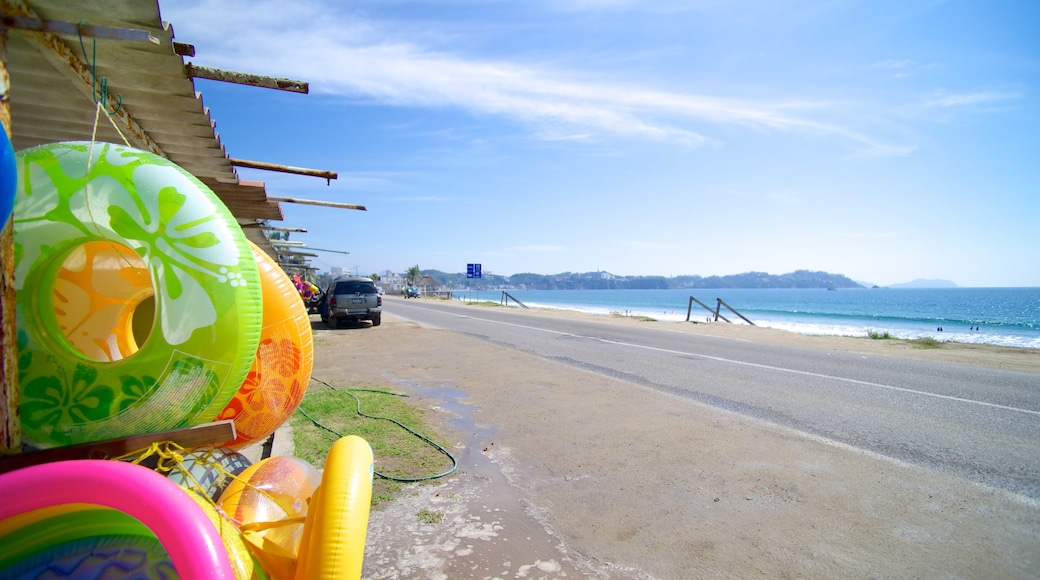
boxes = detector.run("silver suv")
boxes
[321,277,382,328]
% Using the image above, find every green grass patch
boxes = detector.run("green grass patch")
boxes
[290,386,455,506]
[908,337,944,349]
[465,300,503,307]
[416,508,444,524]
[867,329,893,340]
[610,310,657,322]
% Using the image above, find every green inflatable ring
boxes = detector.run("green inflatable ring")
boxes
[14,141,262,448]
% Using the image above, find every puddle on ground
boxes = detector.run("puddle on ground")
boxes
[362,382,629,579]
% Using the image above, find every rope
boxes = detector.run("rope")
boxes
[112,441,298,533]
[300,377,458,482]
[79,20,122,115]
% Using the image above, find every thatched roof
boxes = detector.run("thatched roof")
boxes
[420,274,441,287]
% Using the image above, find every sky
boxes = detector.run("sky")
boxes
[158,0,1039,287]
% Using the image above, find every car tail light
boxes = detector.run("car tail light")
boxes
[330,297,337,308]
[377,296,382,306]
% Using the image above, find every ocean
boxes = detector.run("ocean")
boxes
[453,287,1040,350]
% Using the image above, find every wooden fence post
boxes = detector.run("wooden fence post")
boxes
[0,25,20,454]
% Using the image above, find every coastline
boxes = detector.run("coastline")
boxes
[471,301,1040,374]
[453,286,1040,351]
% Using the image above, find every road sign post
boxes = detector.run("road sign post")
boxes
[467,263,482,279]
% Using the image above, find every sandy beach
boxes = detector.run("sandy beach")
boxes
[308,300,1040,579]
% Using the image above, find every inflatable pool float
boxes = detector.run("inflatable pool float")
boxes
[295,435,374,580]
[13,141,262,447]
[215,241,313,449]
[0,459,234,578]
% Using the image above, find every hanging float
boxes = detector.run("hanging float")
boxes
[214,242,313,449]
[12,141,263,448]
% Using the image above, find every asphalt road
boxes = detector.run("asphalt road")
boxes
[388,298,1040,502]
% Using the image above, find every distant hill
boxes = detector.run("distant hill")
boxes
[888,279,958,289]
[421,269,863,290]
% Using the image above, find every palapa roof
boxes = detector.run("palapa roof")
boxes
[420,274,442,288]
[2,0,315,258]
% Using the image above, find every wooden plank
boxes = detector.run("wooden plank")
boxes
[718,298,756,326]
[186,64,308,94]
[230,158,337,181]
[0,16,160,45]
[267,195,366,211]
[0,420,236,474]
[0,26,19,454]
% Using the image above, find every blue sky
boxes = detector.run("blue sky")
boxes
[160,0,1038,287]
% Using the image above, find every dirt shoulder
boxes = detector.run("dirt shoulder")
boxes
[311,306,1039,579]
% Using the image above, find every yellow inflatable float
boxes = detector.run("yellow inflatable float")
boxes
[296,435,374,580]
[215,436,374,579]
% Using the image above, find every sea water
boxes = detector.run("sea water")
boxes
[455,287,1040,349]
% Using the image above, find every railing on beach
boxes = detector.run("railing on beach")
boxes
[686,297,755,325]
[501,291,529,309]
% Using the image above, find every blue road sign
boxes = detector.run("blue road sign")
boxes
[467,263,482,278]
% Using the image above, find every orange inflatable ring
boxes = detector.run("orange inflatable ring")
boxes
[214,241,313,448]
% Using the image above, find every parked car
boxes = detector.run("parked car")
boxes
[320,277,381,328]
[404,286,420,299]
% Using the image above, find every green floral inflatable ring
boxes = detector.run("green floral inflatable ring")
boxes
[13,142,262,448]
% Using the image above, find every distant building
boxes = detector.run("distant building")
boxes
[382,270,406,293]
[331,267,344,277]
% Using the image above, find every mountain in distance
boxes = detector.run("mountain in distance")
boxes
[888,278,958,289]
[422,269,864,290]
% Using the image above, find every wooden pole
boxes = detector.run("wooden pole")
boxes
[230,158,337,182]
[0,421,236,475]
[718,298,756,326]
[0,26,19,453]
[185,64,308,94]
[689,296,730,323]
[266,195,366,211]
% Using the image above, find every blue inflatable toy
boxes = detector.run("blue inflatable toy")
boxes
[0,131,14,225]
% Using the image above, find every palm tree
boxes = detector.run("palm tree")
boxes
[406,265,421,286]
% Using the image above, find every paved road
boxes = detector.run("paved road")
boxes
[387,298,1040,501]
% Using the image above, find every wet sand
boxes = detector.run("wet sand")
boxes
[309,303,1040,579]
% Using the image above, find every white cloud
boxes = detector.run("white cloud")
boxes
[924,91,1023,108]
[166,0,912,156]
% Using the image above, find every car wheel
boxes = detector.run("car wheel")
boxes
[371,314,381,327]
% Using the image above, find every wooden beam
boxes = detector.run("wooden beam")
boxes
[0,24,19,454]
[255,225,308,233]
[230,158,337,182]
[185,63,308,94]
[173,41,195,57]
[0,17,160,45]
[0,421,237,475]
[267,196,366,211]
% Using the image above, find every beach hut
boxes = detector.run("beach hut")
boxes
[420,274,443,296]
